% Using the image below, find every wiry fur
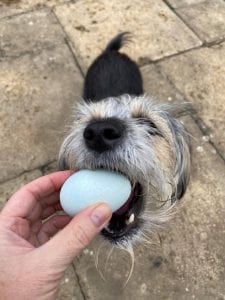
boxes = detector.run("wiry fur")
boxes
[59,95,191,244]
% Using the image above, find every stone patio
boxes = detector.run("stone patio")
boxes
[0,0,225,299]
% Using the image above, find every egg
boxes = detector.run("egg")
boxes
[60,169,132,216]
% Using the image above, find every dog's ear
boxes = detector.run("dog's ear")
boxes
[168,116,191,200]
[156,102,191,200]
[164,102,194,119]
[175,132,191,200]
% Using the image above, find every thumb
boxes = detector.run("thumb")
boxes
[37,202,112,269]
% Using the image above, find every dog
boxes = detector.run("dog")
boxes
[59,32,191,251]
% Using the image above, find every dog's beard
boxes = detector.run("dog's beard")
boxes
[59,95,190,251]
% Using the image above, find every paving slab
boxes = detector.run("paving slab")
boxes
[57,266,84,300]
[0,9,65,58]
[54,0,201,72]
[0,0,71,18]
[141,64,185,103]
[158,42,225,158]
[0,44,83,182]
[71,65,225,299]
[0,169,41,211]
[176,0,225,44]
[166,0,206,9]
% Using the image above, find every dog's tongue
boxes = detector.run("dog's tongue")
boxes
[114,186,135,215]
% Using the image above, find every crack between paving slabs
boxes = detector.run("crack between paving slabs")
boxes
[151,38,225,67]
[0,1,75,21]
[0,160,57,185]
[203,36,225,47]
[0,43,62,62]
[154,63,225,163]
[163,0,225,48]
[163,0,208,10]
[140,44,203,67]
[72,262,87,300]
[0,8,37,21]
[191,114,225,162]
[52,9,85,79]
[162,0,204,43]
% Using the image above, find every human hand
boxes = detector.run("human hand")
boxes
[0,171,112,300]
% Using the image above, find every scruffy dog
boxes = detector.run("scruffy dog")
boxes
[59,33,191,251]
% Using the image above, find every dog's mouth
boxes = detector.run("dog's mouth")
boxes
[101,181,144,243]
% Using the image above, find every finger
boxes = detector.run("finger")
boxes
[37,215,72,245]
[1,171,72,218]
[36,203,112,269]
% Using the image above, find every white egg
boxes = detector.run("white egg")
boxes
[60,169,131,216]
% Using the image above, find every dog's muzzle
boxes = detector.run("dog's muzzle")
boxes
[59,95,191,247]
[83,117,144,244]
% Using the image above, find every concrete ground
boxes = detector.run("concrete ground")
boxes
[0,0,225,299]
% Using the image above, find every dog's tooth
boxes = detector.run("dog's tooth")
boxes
[104,225,114,234]
[126,213,135,225]
[130,213,135,223]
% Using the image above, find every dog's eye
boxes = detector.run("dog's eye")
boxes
[134,118,161,136]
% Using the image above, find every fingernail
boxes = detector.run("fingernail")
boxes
[90,203,112,227]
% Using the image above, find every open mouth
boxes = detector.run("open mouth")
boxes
[101,181,144,243]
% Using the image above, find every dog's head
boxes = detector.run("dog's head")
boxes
[59,94,191,247]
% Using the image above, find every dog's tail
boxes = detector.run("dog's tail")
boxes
[105,32,132,52]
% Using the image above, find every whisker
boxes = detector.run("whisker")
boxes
[123,242,135,287]
[94,240,107,282]
[104,245,115,272]
[116,241,135,287]
[140,232,153,245]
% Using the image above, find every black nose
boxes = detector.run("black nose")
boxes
[83,118,125,153]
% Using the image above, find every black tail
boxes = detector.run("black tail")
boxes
[83,32,143,102]
[105,32,132,52]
